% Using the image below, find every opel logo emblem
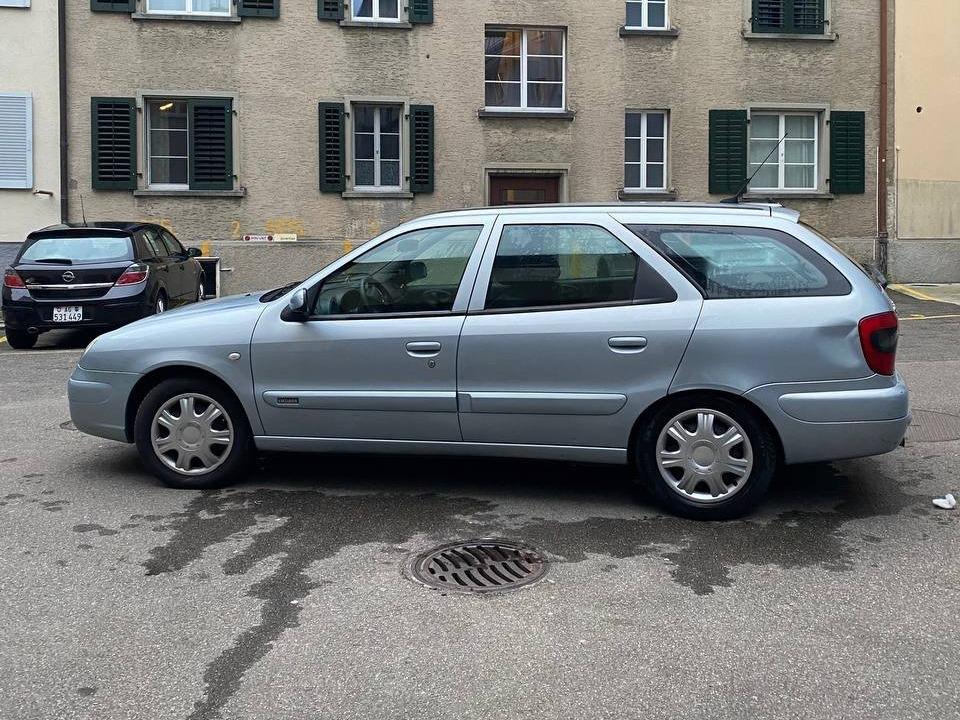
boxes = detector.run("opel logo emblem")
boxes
[62,271,75,283]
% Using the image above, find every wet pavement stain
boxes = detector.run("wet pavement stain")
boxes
[76,687,97,697]
[72,523,119,536]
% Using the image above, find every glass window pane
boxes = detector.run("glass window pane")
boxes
[486,225,639,310]
[149,0,186,11]
[380,161,400,186]
[485,82,521,108]
[527,29,564,55]
[150,158,188,185]
[380,134,400,160]
[749,139,779,163]
[527,57,563,82]
[785,114,815,139]
[149,101,188,130]
[646,163,665,189]
[355,160,375,186]
[149,130,188,157]
[379,106,401,133]
[625,2,644,27]
[785,138,816,163]
[785,164,815,189]
[749,164,779,189]
[625,164,643,189]
[625,112,643,137]
[354,133,374,160]
[378,0,398,18]
[646,112,665,137]
[527,83,563,108]
[646,138,664,162]
[193,0,229,12]
[647,1,666,28]
[353,0,373,17]
[625,139,642,163]
[485,56,520,82]
[750,114,779,138]
[354,105,375,133]
[485,30,521,56]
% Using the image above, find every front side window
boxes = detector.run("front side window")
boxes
[351,0,400,21]
[629,225,851,298]
[485,225,644,310]
[353,104,402,190]
[484,28,565,111]
[625,0,668,29]
[313,226,483,316]
[749,112,818,191]
[146,0,230,15]
[625,111,668,190]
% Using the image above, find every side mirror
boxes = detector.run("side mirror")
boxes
[281,288,309,322]
[187,247,202,258]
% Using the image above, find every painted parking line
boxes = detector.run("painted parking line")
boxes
[0,335,5,344]
[900,313,960,321]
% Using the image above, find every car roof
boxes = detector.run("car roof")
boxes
[27,222,166,239]
[416,201,801,223]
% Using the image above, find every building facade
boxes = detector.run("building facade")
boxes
[894,0,960,282]
[0,0,62,244]
[64,0,893,293]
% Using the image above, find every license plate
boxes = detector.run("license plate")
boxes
[52,306,83,322]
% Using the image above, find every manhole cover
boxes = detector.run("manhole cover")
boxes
[60,420,77,431]
[410,540,548,594]
[908,409,960,443]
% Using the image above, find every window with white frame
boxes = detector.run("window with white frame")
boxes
[749,112,818,191]
[484,28,565,111]
[145,0,229,15]
[625,111,668,191]
[147,99,190,189]
[353,104,402,190]
[351,0,400,22]
[625,0,668,29]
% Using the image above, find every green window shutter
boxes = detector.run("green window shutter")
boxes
[708,110,747,195]
[91,97,136,191]
[792,0,825,33]
[409,0,433,24]
[90,0,135,11]
[409,105,435,194]
[829,111,866,194]
[752,0,784,32]
[189,99,233,191]
[752,0,824,33]
[318,0,342,20]
[238,0,279,18]
[319,102,345,192]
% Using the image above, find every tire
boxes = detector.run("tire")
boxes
[134,377,253,489]
[635,394,778,520]
[5,329,38,350]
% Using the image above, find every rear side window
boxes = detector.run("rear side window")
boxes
[627,225,851,298]
[484,224,676,311]
[140,229,167,259]
[18,235,133,264]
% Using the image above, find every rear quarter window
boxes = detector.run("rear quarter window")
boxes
[627,225,851,299]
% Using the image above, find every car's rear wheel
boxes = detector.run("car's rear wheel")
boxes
[134,378,253,489]
[4,328,37,350]
[154,292,167,315]
[636,395,777,520]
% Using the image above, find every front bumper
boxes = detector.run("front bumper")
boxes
[68,365,141,443]
[745,373,911,464]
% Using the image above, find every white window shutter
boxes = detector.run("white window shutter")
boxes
[0,93,33,189]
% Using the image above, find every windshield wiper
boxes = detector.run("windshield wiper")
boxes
[260,281,301,303]
[30,258,73,265]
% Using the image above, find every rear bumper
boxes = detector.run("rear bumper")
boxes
[745,373,911,464]
[2,298,149,332]
[68,365,140,443]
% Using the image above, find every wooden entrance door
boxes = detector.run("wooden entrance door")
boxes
[489,175,560,205]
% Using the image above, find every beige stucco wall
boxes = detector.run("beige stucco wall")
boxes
[0,0,61,243]
[895,0,960,239]
[66,0,884,292]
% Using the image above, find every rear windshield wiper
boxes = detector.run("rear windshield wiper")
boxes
[29,257,73,265]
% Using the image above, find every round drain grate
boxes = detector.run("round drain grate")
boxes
[908,409,960,443]
[410,540,548,594]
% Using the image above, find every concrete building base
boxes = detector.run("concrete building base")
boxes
[888,240,960,284]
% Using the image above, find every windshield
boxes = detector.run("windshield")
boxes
[19,236,133,265]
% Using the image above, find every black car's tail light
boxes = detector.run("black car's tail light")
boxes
[858,311,899,376]
[115,263,149,286]
[3,268,25,289]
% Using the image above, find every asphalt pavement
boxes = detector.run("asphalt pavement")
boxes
[0,291,958,720]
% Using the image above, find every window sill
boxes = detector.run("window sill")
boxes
[478,109,575,121]
[341,190,414,199]
[339,19,412,29]
[131,12,240,23]
[619,26,680,38]
[618,189,679,201]
[742,192,834,201]
[134,188,246,197]
[743,31,837,42]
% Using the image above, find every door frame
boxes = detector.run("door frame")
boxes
[484,163,570,206]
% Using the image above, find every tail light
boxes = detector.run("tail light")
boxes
[3,268,25,289]
[858,311,898,375]
[115,263,149,286]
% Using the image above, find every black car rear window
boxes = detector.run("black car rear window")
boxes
[19,236,134,264]
[626,224,851,299]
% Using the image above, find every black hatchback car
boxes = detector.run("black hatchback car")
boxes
[2,223,204,349]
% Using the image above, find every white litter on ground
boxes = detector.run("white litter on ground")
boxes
[933,493,957,510]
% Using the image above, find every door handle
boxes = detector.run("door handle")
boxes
[405,341,442,357]
[608,336,647,353]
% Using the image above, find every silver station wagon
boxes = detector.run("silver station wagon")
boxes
[68,203,909,519]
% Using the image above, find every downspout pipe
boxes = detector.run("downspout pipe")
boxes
[58,0,68,223]
[877,0,890,274]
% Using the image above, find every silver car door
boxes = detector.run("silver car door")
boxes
[251,219,492,441]
[457,212,703,450]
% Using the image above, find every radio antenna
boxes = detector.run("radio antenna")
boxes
[721,131,789,204]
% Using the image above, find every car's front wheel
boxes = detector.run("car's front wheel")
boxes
[5,328,38,350]
[636,395,777,520]
[134,378,253,489]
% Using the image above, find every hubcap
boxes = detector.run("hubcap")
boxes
[156,297,165,314]
[656,408,753,504]
[150,393,234,476]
